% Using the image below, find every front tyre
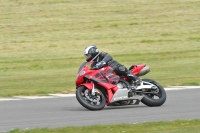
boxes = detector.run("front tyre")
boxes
[76,86,106,111]
[141,79,166,107]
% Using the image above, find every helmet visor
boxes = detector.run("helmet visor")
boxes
[84,54,91,60]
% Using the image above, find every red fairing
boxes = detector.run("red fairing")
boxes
[76,62,120,105]
[76,62,149,104]
[76,64,91,86]
[78,82,93,90]
[95,82,118,104]
[131,63,146,75]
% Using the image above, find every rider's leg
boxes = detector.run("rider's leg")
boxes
[114,65,141,97]
[126,71,141,85]
[116,65,141,85]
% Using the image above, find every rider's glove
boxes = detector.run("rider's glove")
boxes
[95,61,106,69]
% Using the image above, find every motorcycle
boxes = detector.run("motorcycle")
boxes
[76,60,166,111]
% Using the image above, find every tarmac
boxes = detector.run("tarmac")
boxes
[0,86,199,101]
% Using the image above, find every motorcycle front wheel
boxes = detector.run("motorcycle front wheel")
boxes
[76,86,106,111]
[141,79,166,107]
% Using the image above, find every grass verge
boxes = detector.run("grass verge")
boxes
[8,119,200,133]
[0,0,200,97]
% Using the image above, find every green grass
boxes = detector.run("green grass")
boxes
[0,0,200,97]
[8,119,200,133]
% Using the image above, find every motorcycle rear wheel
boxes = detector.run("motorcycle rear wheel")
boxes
[76,86,106,111]
[141,79,166,107]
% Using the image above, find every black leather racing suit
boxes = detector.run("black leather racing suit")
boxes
[92,52,139,81]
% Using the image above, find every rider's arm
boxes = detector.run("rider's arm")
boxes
[93,52,113,69]
[100,52,113,64]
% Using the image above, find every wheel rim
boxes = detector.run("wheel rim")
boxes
[81,88,102,105]
[145,85,163,100]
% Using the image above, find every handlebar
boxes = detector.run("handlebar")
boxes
[90,66,99,70]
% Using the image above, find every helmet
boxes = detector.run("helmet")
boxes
[84,45,99,62]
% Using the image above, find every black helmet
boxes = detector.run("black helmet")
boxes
[84,45,99,62]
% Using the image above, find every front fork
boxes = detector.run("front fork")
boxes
[78,82,99,96]
[91,82,96,96]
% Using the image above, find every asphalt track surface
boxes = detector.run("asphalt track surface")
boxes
[0,88,200,132]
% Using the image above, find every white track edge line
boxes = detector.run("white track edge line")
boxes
[0,86,199,101]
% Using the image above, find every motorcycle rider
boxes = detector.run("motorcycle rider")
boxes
[84,45,142,96]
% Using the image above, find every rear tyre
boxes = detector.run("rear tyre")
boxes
[141,79,166,107]
[76,86,106,111]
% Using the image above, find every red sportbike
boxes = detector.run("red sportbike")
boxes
[76,61,166,111]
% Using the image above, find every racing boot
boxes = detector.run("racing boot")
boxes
[126,72,142,97]
[126,72,142,86]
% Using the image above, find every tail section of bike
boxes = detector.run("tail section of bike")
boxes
[129,64,150,76]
